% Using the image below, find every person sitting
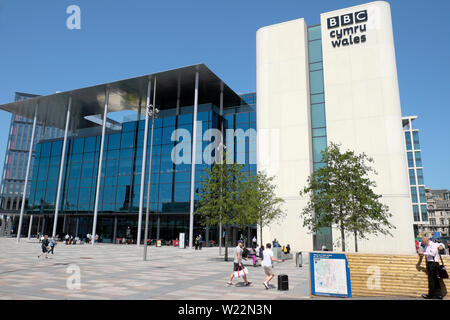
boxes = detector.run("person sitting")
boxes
[286,244,291,254]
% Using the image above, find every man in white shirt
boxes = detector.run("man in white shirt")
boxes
[262,243,283,289]
[418,236,442,299]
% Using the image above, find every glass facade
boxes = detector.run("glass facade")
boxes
[0,93,64,212]
[308,25,332,251]
[403,117,427,226]
[26,94,257,243]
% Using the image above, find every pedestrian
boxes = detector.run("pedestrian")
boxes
[259,245,264,260]
[286,244,291,254]
[252,236,257,247]
[94,234,99,244]
[65,233,70,244]
[250,246,258,267]
[262,243,283,289]
[194,235,199,250]
[38,235,50,259]
[418,236,442,299]
[227,240,252,286]
[198,234,203,250]
[48,236,57,255]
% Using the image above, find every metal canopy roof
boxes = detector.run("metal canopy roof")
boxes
[0,64,245,130]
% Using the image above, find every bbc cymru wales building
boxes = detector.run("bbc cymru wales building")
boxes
[0,1,417,253]
[257,1,415,254]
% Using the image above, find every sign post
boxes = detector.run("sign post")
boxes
[309,252,352,298]
[179,233,185,249]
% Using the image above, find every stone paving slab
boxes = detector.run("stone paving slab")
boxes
[0,238,311,300]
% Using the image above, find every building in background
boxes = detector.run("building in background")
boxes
[257,1,415,254]
[0,65,257,246]
[402,116,428,237]
[0,93,64,237]
[421,188,450,238]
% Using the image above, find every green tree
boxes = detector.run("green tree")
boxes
[299,142,395,252]
[246,171,286,247]
[195,152,251,261]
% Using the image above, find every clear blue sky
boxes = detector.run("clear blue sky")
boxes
[0,0,449,188]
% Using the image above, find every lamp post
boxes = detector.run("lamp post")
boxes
[143,97,159,261]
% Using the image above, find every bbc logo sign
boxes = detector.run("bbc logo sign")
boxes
[327,10,368,29]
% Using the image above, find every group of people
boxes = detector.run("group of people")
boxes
[226,239,285,289]
[37,235,57,259]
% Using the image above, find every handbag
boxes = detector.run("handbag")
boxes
[234,266,249,278]
[438,252,449,279]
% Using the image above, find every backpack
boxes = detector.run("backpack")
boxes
[242,247,249,258]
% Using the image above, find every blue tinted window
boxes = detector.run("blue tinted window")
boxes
[122,121,136,132]
[197,111,211,123]
[310,71,324,94]
[416,169,424,185]
[158,184,172,203]
[308,40,322,63]
[313,136,327,163]
[163,116,176,127]
[84,137,96,153]
[313,128,327,138]
[41,143,51,157]
[162,126,176,145]
[419,187,426,203]
[310,62,323,72]
[236,113,249,124]
[121,132,135,149]
[415,151,422,167]
[409,169,416,185]
[178,113,193,125]
[413,131,420,150]
[413,205,420,222]
[411,187,418,203]
[311,104,326,128]
[407,152,414,167]
[51,141,63,156]
[421,205,428,221]
[405,132,412,151]
[72,138,84,154]
[308,25,321,41]
[108,134,121,150]
[311,94,325,104]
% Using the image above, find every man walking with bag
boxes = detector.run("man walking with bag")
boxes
[227,240,252,287]
[418,236,443,299]
[262,243,283,289]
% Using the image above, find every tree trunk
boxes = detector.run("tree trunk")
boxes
[340,223,346,252]
[224,225,230,262]
[354,231,358,252]
[259,218,263,247]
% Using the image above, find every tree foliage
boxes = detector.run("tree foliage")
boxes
[299,142,395,252]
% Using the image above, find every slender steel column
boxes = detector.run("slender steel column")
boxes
[27,215,33,240]
[188,70,199,248]
[17,103,38,243]
[92,87,109,245]
[137,79,152,247]
[52,96,72,237]
[143,77,157,260]
[219,82,224,255]
[113,216,117,243]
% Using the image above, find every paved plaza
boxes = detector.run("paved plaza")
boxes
[0,238,311,300]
